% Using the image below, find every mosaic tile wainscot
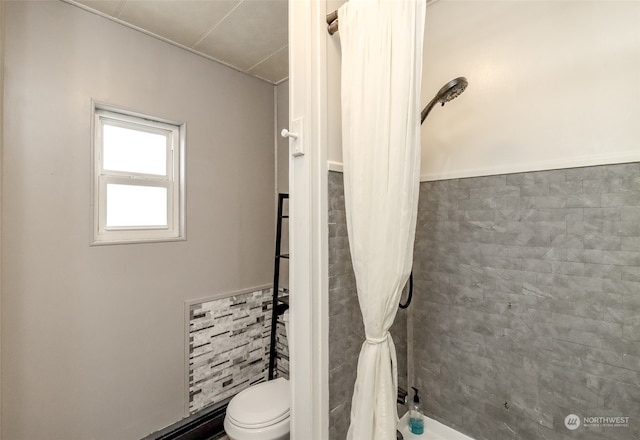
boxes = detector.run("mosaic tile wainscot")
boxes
[188,288,289,413]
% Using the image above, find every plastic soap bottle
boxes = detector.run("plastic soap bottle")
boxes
[409,387,424,435]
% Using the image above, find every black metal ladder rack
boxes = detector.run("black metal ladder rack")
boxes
[268,193,289,380]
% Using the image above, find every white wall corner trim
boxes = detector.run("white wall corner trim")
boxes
[0,0,4,437]
[289,0,329,438]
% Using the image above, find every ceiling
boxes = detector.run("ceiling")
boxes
[68,0,289,85]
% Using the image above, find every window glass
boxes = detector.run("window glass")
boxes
[103,124,167,176]
[106,184,168,227]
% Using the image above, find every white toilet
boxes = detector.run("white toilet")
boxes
[223,377,290,440]
[224,310,290,440]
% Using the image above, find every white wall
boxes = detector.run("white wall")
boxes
[0,2,4,438]
[2,2,275,439]
[276,80,290,195]
[275,80,289,290]
[326,0,347,173]
[327,0,640,180]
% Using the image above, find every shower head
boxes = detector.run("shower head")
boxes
[421,77,468,125]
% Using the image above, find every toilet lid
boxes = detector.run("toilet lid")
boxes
[227,378,290,429]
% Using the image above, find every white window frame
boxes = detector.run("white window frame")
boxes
[91,103,186,245]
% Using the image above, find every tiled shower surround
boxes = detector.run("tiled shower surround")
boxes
[328,162,640,440]
[188,288,289,413]
[328,171,408,439]
[413,162,640,440]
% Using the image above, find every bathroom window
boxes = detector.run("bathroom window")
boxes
[92,105,185,245]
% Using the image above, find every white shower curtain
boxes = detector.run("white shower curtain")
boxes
[339,0,425,439]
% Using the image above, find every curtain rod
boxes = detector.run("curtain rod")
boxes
[327,10,339,35]
[327,0,439,35]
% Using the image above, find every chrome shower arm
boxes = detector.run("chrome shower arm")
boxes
[421,97,439,125]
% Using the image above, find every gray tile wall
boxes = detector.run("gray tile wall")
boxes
[413,162,640,440]
[188,288,289,413]
[328,171,409,439]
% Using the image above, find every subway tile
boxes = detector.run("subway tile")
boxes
[583,263,622,280]
[584,234,622,251]
[470,185,521,199]
[622,352,640,372]
[584,207,621,221]
[551,261,585,276]
[598,377,640,408]
[538,221,568,243]
[522,258,552,273]
[542,247,570,261]
[621,206,640,222]
[623,321,640,342]
[521,182,550,196]
[550,312,623,339]
[601,192,640,207]
[602,162,640,179]
[550,234,585,249]
[604,279,640,298]
[464,209,496,221]
[566,166,605,181]
[532,298,604,322]
[602,251,640,266]
[505,172,528,186]
[580,359,640,385]
[616,221,640,237]
[565,193,602,208]
[481,175,508,187]
[609,177,640,192]
[582,178,607,193]
[528,195,568,209]
[550,180,583,196]
[567,248,606,264]
[621,266,640,282]
[603,305,625,324]
[534,169,568,183]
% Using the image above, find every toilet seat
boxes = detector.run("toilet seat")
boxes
[226,378,290,429]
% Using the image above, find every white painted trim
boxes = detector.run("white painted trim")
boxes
[184,284,273,308]
[274,85,279,206]
[398,413,476,440]
[288,0,329,437]
[328,151,640,181]
[182,283,273,416]
[183,301,191,418]
[419,151,640,182]
[327,160,344,173]
[0,1,4,437]
[274,76,290,86]
[90,103,187,245]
